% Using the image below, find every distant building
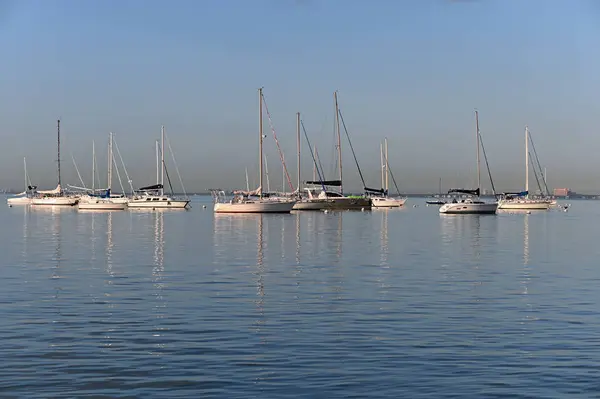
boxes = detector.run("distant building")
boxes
[553,188,571,197]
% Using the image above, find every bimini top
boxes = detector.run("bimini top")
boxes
[448,188,480,196]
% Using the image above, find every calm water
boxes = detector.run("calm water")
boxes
[1,196,600,398]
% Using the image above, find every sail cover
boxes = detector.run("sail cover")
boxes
[448,188,480,196]
[305,180,342,187]
[138,184,163,191]
[38,184,61,195]
[364,187,386,195]
[502,191,528,197]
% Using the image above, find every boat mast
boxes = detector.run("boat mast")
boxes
[525,126,529,198]
[380,142,384,190]
[439,177,442,196]
[108,132,113,192]
[259,87,264,199]
[23,157,27,191]
[296,112,301,193]
[385,137,389,194]
[334,91,343,194]
[475,110,481,194]
[313,145,318,181]
[155,140,160,185]
[57,119,61,191]
[92,141,95,191]
[161,126,165,196]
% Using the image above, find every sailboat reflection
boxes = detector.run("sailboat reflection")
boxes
[253,215,266,339]
[380,209,389,265]
[152,210,167,352]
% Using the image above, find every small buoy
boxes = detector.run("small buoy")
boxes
[323,209,329,214]
[526,211,531,214]
[361,208,365,211]
[202,205,207,209]
[152,207,155,211]
[413,204,418,208]
[8,204,12,208]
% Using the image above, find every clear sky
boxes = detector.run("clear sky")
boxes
[1,0,599,193]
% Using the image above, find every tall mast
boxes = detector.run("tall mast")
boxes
[92,141,96,191]
[334,91,343,194]
[439,177,442,195]
[245,167,250,192]
[259,88,264,199]
[525,126,529,197]
[475,110,481,193]
[313,145,317,181]
[380,142,384,189]
[296,112,301,193]
[23,157,27,191]
[108,132,113,192]
[57,119,61,189]
[385,137,389,193]
[160,126,165,196]
[155,140,160,185]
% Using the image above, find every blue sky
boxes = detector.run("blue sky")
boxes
[1,0,599,193]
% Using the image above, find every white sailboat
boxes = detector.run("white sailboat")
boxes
[78,134,127,211]
[7,157,35,205]
[214,88,296,213]
[371,137,406,208]
[31,120,79,206]
[128,126,190,209]
[498,126,550,210]
[439,111,498,215]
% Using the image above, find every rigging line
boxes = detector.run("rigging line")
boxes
[527,130,550,196]
[300,120,326,192]
[112,151,126,195]
[165,133,188,199]
[157,144,176,195]
[382,148,402,196]
[113,138,135,195]
[477,131,497,196]
[528,151,544,195]
[337,108,367,189]
[260,92,295,192]
[71,154,87,189]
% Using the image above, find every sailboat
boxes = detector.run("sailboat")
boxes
[426,177,446,205]
[31,120,79,206]
[294,91,371,211]
[78,134,127,211]
[439,111,498,214]
[497,126,550,210]
[213,88,296,213]
[128,126,190,209]
[371,138,407,208]
[7,157,36,205]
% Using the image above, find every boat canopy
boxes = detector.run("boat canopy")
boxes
[448,188,480,196]
[138,184,163,191]
[305,180,342,187]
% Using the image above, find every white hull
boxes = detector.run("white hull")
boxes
[497,199,550,210]
[439,201,498,214]
[128,198,190,209]
[293,199,328,210]
[215,200,296,213]
[78,199,127,211]
[292,196,371,211]
[31,197,78,206]
[371,197,406,208]
[7,196,31,205]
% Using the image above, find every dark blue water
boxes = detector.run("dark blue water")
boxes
[1,197,599,398]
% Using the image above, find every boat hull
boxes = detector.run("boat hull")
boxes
[293,197,371,211]
[439,202,498,214]
[78,200,127,210]
[128,200,190,209]
[7,197,31,205]
[371,197,406,208]
[31,197,78,206]
[215,200,296,213]
[497,200,550,210]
